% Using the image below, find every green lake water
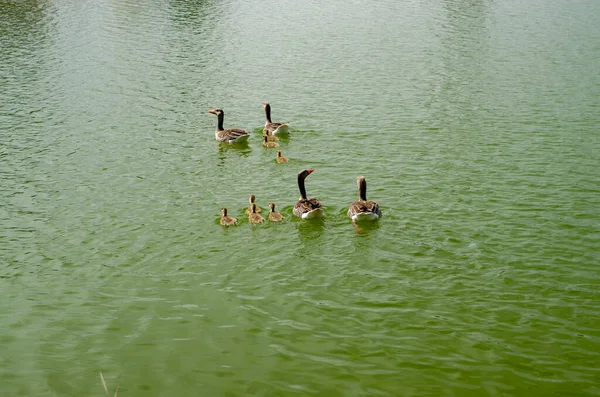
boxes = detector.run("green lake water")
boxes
[1,0,599,395]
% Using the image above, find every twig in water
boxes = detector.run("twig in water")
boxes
[99,371,108,396]
[99,371,119,397]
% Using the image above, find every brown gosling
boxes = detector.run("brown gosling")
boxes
[276,150,289,163]
[248,203,265,224]
[263,132,279,142]
[263,135,279,148]
[268,202,284,222]
[245,194,261,215]
[220,207,237,226]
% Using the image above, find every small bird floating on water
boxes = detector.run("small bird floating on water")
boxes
[262,102,289,136]
[276,150,289,163]
[263,135,279,148]
[263,131,279,142]
[268,202,284,222]
[347,176,381,222]
[220,207,237,226]
[248,203,265,224]
[208,108,250,143]
[293,169,324,219]
[245,194,262,215]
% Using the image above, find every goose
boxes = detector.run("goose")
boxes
[263,132,279,142]
[268,202,284,222]
[276,150,289,163]
[347,176,381,222]
[263,135,279,148]
[245,194,262,215]
[220,207,237,226]
[208,108,250,143]
[262,103,289,135]
[248,203,265,224]
[293,169,324,219]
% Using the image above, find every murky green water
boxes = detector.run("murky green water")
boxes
[1,0,599,395]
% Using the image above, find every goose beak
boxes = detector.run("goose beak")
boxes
[307,169,314,174]
[208,109,216,114]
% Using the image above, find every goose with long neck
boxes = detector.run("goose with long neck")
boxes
[208,108,250,143]
[293,169,324,219]
[347,176,381,221]
[261,103,289,136]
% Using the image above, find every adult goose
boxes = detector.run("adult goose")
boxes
[261,103,289,136]
[220,207,237,226]
[293,169,324,219]
[208,108,250,143]
[347,176,381,222]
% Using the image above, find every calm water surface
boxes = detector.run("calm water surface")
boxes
[1,0,599,395]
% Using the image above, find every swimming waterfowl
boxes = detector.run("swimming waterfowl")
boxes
[220,207,237,226]
[248,203,265,224]
[245,194,262,215]
[276,150,289,163]
[262,103,289,136]
[347,176,381,222]
[293,169,324,219]
[208,108,250,143]
[263,135,279,148]
[268,202,284,222]
[263,132,279,142]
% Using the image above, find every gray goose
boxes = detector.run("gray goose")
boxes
[208,108,250,143]
[293,169,324,219]
[347,176,381,222]
[261,103,289,136]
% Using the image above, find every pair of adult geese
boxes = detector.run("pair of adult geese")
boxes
[210,103,381,225]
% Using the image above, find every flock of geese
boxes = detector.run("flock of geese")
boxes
[209,103,381,226]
